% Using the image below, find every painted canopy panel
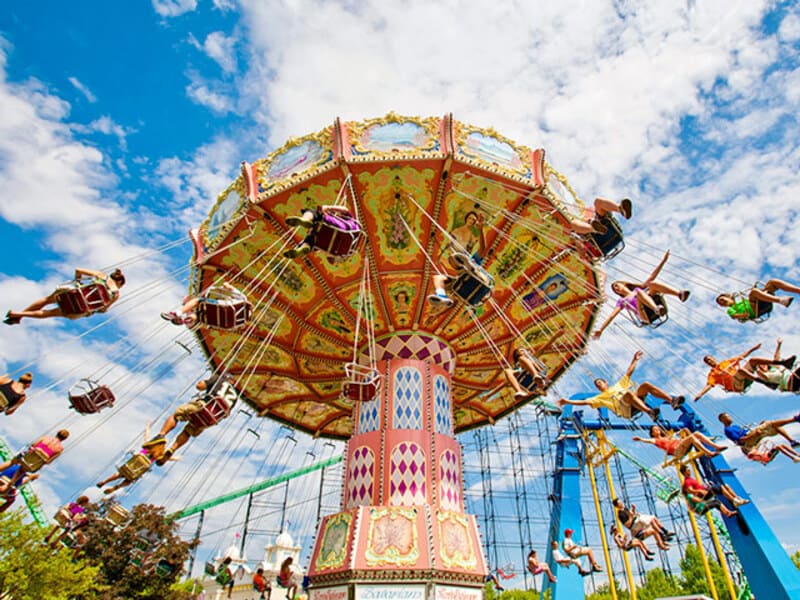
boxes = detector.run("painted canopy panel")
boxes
[191,113,603,438]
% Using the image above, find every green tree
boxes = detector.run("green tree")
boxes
[0,509,105,599]
[77,501,196,600]
[679,544,732,598]
[792,550,800,570]
[636,567,683,600]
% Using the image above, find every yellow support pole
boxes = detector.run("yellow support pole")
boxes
[677,467,719,600]
[596,431,638,600]
[586,450,619,600]
[690,462,737,600]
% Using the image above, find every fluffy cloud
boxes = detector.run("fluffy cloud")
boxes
[152,0,198,18]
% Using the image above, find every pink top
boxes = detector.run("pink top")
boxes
[33,437,63,458]
[67,502,86,517]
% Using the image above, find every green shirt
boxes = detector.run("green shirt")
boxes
[727,297,755,320]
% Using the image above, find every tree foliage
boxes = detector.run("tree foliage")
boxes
[679,544,731,597]
[636,567,682,600]
[76,500,196,600]
[0,509,105,599]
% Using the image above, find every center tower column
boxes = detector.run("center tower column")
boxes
[308,334,487,600]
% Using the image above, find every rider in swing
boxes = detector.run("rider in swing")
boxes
[428,212,491,307]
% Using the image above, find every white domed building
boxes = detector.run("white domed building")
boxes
[204,530,305,600]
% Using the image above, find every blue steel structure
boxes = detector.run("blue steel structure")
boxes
[549,395,800,600]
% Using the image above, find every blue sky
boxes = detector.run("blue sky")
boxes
[1,0,800,586]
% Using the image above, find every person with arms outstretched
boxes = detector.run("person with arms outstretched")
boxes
[559,351,685,420]
[633,425,726,461]
[593,250,689,337]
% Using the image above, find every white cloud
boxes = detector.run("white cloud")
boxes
[778,12,800,42]
[72,115,134,151]
[67,76,97,103]
[152,0,198,18]
[186,80,233,114]
[213,0,237,11]
[203,31,238,73]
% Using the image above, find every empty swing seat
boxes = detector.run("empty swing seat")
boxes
[54,280,112,316]
[656,485,681,504]
[68,380,116,414]
[119,453,152,482]
[197,288,252,330]
[314,212,364,257]
[186,382,237,429]
[447,253,495,307]
[343,363,381,402]
[105,503,131,527]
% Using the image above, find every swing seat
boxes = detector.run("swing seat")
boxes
[130,551,148,568]
[119,453,152,482]
[516,357,549,393]
[656,486,681,504]
[54,506,74,528]
[18,447,53,472]
[60,531,84,549]
[314,212,364,258]
[582,215,625,261]
[205,561,218,576]
[154,559,176,578]
[731,283,773,323]
[197,288,253,330]
[134,529,161,553]
[68,379,116,414]
[448,254,495,307]
[343,363,381,402]
[186,382,237,429]
[105,503,131,527]
[624,293,669,329]
[54,280,111,316]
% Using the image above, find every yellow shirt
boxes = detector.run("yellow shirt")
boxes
[587,375,634,415]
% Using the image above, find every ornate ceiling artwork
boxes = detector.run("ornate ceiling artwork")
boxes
[190,113,603,439]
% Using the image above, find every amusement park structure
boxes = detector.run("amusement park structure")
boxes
[180,112,800,599]
[190,112,603,600]
[17,112,798,599]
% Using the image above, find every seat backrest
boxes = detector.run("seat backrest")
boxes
[105,503,131,527]
[69,383,116,414]
[314,218,364,257]
[198,299,252,329]
[55,282,111,316]
[588,215,625,260]
[19,447,50,472]
[119,453,152,481]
